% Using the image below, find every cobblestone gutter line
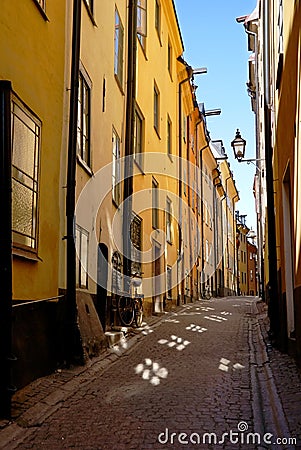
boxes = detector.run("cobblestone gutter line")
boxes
[256,302,301,447]
[249,301,296,450]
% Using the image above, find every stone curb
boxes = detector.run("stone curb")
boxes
[249,300,294,450]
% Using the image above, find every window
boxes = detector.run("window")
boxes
[134,107,144,168]
[137,0,147,49]
[131,213,142,276]
[155,0,161,37]
[152,178,159,229]
[36,0,46,10]
[168,41,172,75]
[76,225,89,289]
[112,251,122,294]
[183,115,187,142]
[112,128,121,205]
[114,8,124,86]
[205,240,209,263]
[166,197,172,243]
[167,115,172,156]
[77,70,91,167]
[11,95,41,251]
[154,83,160,132]
[167,266,172,299]
[278,0,283,54]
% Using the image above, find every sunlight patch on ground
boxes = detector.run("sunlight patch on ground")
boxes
[158,335,190,351]
[218,358,245,372]
[135,358,168,385]
[141,325,154,335]
[186,324,207,333]
[204,314,228,322]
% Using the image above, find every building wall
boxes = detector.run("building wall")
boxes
[269,0,301,359]
[0,1,66,301]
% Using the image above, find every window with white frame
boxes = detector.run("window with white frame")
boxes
[152,177,159,229]
[112,128,121,205]
[168,41,172,75]
[137,0,147,49]
[167,266,172,298]
[155,0,161,37]
[134,107,144,168]
[205,239,209,263]
[154,83,160,132]
[35,0,46,10]
[114,8,124,86]
[131,213,142,276]
[76,225,89,289]
[77,70,91,167]
[12,95,41,251]
[167,115,172,156]
[166,197,172,243]
[278,0,283,54]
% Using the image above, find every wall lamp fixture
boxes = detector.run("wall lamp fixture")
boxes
[231,129,264,167]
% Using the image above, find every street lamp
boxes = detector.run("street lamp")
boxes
[231,129,246,161]
[231,129,265,167]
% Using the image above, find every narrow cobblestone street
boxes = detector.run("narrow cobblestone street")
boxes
[1,297,300,449]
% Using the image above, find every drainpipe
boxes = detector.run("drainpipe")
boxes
[220,194,227,296]
[263,0,279,341]
[224,175,231,295]
[232,194,239,295]
[178,67,193,305]
[212,169,221,297]
[195,118,202,299]
[244,24,265,302]
[0,80,14,419]
[65,0,83,364]
[199,141,209,296]
[123,0,138,293]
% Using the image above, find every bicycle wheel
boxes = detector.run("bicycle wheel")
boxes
[117,296,134,326]
[134,298,143,327]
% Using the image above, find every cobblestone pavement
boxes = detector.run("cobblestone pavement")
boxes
[0,297,300,449]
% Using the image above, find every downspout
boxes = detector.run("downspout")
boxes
[212,169,220,297]
[224,175,231,295]
[263,0,279,341]
[0,80,14,419]
[232,194,239,295]
[195,117,202,299]
[178,67,193,305]
[199,141,209,296]
[220,194,227,296]
[123,0,138,292]
[65,0,83,364]
[244,24,265,301]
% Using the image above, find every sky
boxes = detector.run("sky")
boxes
[174,0,258,232]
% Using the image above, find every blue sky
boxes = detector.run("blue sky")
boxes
[174,0,258,231]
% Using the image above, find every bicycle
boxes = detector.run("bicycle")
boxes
[117,278,144,327]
